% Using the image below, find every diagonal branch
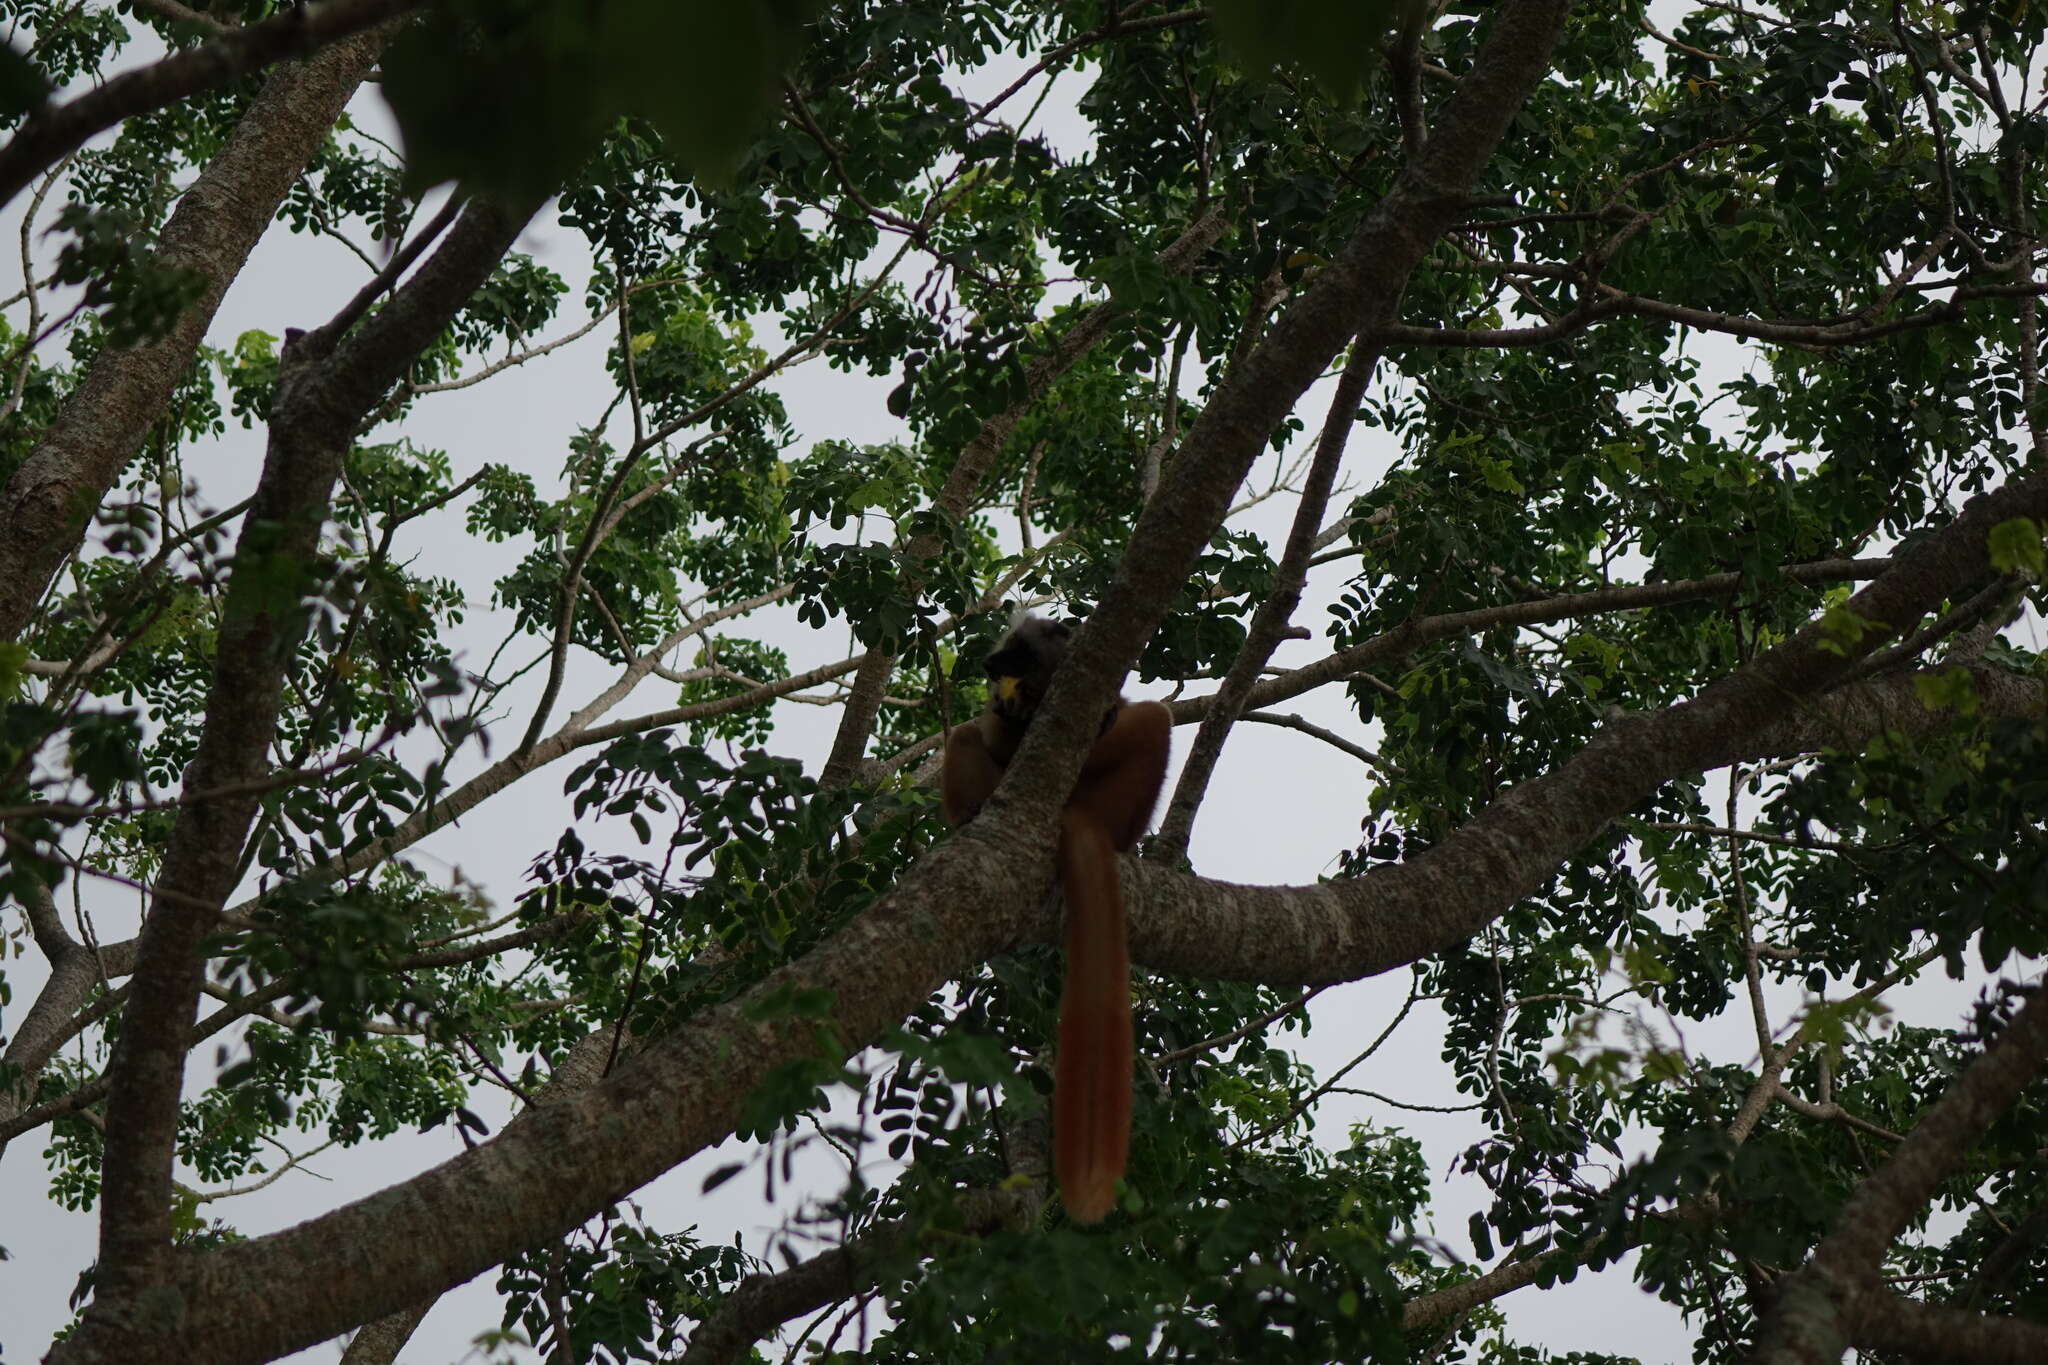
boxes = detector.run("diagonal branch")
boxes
[1851,1292,2048,1365]
[1155,330,1383,858]
[679,1187,1037,1365]
[0,26,393,639]
[815,207,1229,788]
[1122,471,2048,992]
[0,0,423,208]
[90,195,537,1301]
[1748,988,2048,1365]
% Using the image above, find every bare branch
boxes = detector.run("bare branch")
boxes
[1154,985,1326,1066]
[192,1138,339,1204]
[1156,331,1383,858]
[1638,13,1730,63]
[1170,556,1893,725]
[1237,709,1393,772]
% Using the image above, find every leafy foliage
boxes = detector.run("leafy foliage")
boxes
[4,2,2048,1364]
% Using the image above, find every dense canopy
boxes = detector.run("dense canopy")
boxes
[2,2,2046,1363]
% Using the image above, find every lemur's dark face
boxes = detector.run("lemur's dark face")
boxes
[984,616,1071,724]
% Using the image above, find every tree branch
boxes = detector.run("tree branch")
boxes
[816,206,1229,788]
[90,196,537,1303]
[0,0,422,208]
[1380,280,2048,350]
[1850,1293,2048,1365]
[0,27,392,639]
[680,1187,1036,1365]
[1155,331,1382,858]
[1168,556,1893,725]
[1748,988,2048,1364]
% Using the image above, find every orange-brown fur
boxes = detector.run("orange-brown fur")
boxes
[941,615,1170,1222]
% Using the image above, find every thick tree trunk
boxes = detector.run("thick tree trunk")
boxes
[43,6,1581,1362]
[87,195,536,1312]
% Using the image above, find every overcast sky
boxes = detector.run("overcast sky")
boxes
[2,27,2024,1365]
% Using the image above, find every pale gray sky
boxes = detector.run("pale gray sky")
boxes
[2,27,2022,1365]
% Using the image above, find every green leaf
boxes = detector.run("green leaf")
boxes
[1815,605,1884,657]
[1912,667,1980,715]
[382,0,823,196]
[732,1055,839,1139]
[1987,516,2043,577]
[0,641,27,695]
[1210,0,1411,103]
[1475,453,1524,495]
[0,39,49,118]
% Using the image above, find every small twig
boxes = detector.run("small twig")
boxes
[1727,768,1774,1061]
[1241,972,1421,1147]
[1323,1087,1486,1114]
[0,723,402,823]
[192,1138,339,1204]
[1775,1089,1905,1142]
[19,493,256,682]
[1638,820,1876,853]
[1638,12,1730,63]
[2,155,69,424]
[1155,986,1327,1066]
[1239,710,1394,773]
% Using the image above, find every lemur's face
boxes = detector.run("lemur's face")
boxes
[983,616,1071,723]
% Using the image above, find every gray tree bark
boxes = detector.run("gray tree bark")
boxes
[0,27,389,640]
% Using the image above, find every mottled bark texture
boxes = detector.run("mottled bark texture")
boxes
[816,208,1229,789]
[84,197,536,1323]
[334,1305,434,1365]
[1848,1292,2048,1364]
[0,882,135,1140]
[0,27,390,639]
[46,7,1580,1363]
[1747,989,2048,1365]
